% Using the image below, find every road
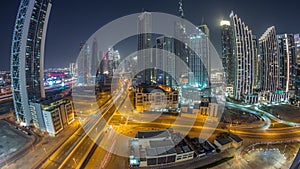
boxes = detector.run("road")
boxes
[53,83,128,169]
[39,97,113,169]
[57,105,117,169]
[38,85,300,169]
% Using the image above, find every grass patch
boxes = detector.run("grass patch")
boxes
[196,156,234,169]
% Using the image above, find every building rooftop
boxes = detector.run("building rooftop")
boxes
[136,130,171,139]
[145,146,177,157]
[215,137,232,145]
[136,83,176,93]
[229,134,243,143]
[149,139,174,148]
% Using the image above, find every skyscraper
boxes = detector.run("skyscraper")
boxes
[277,34,297,92]
[220,20,235,92]
[156,36,175,87]
[252,35,259,89]
[198,24,211,89]
[137,12,153,84]
[295,34,300,98]
[77,42,90,85]
[198,24,210,38]
[189,28,210,88]
[11,0,52,126]
[91,38,99,77]
[174,1,189,84]
[259,26,279,92]
[230,11,257,101]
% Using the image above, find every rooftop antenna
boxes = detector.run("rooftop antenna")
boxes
[179,0,184,18]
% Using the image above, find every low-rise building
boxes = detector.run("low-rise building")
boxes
[130,130,194,167]
[214,137,232,152]
[214,133,243,151]
[41,99,75,136]
[189,138,216,157]
[42,106,63,136]
[229,134,243,148]
[191,97,219,119]
[135,84,178,112]
[28,97,75,136]
[225,86,234,97]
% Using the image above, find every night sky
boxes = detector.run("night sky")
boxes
[1,0,300,71]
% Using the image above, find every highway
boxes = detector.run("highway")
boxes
[53,83,128,169]
[57,105,117,169]
[37,81,300,169]
[39,97,113,169]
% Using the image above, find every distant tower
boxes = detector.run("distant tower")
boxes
[294,34,300,98]
[91,38,99,77]
[77,42,90,85]
[137,12,153,84]
[259,26,279,92]
[198,24,211,88]
[220,20,235,90]
[156,36,175,87]
[198,24,210,38]
[229,11,258,101]
[277,34,297,92]
[179,0,184,18]
[11,0,52,126]
[174,0,189,83]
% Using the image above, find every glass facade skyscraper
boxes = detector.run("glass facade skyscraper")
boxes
[11,0,52,125]
[259,26,279,92]
[277,34,297,92]
[220,20,235,88]
[189,28,210,89]
[156,36,176,87]
[295,34,300,98]
[137,12,153,84]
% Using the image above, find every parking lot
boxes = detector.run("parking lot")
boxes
[0,120,30,160]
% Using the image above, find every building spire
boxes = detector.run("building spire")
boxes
[179,0,184,18]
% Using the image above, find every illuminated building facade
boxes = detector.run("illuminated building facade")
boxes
[230,11,257,101]
[220,20,235,95]
[11,0,52,125]
[259,26,279,92]
[277,34,297,93]
[135,84,178,112]
[156,36,176,87]
[137,12,153,84]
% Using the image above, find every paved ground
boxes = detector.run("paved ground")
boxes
[222,107,262,125]
[0,100,13,115]
[261,104,300,123]
[4,120,80,169]
[214,142,300,169]
[0,120,30,161]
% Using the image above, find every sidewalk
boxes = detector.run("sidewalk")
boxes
[4,120,80,169]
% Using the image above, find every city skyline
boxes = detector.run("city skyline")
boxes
[1,1,300,168]
[1,0,300,70]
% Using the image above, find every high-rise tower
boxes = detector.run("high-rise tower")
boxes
[259,26,279,92]
[156,36,175,87]
[277,34,297,92]
[11,0,52,126]
[220,20,235,90]
[230,11,257,101]
[137,12,153,84]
